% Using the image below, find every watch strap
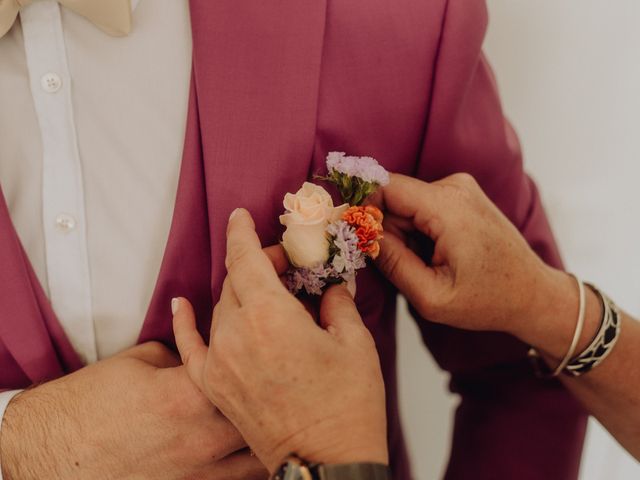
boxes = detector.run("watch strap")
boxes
[314,462,391,480]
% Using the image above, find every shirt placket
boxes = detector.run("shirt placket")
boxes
[20,0,96,364]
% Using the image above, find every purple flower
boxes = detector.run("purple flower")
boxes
[285,221,369,296]
[286,263,334,296]
[326,151,390,186]
[327,221,366,275]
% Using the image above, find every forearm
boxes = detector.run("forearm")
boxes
[513,268,640,459]
[562,314,640,459]
[0,387,75,480]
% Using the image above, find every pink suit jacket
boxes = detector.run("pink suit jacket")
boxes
[0,1,586,478]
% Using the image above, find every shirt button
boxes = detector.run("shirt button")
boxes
[55,214,77,233]
[41,73,62,93]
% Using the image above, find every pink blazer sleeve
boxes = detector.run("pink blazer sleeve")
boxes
[412,3,587,479]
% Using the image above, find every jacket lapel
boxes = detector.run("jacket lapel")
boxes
[139,81,214,345]
[0,0,331,366]
[0,189,82,382]
[142,0,328,344]
[191,0,329,281]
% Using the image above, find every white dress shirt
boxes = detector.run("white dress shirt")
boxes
[0,1,192,474]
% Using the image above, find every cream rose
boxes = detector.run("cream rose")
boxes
[279,182,348,268]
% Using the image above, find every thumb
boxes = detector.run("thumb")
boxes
[172,297,207,392]
[375,230,440,318]
[319,283,365,335]
[378,173,440,226]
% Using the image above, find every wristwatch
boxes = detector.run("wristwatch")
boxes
[271,454,391,480]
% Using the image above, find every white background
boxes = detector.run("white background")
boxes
[396,1,640,478]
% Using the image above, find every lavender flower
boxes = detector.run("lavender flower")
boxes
[286,221,368,295]
[327,221,366,275]
[326,151,390,186]
[286,263,334,296]
[323,152,390,205]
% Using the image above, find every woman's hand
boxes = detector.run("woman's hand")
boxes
[172,209,388,473]
[372,172,574,342]
[373,173,640,462]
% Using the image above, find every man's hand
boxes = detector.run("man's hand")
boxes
[172,208,388,473]
[0,342,267,480]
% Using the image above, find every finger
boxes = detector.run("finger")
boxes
[219,277,240,309]
[211,277,240,337]
[172,297,208,391]
[319,283,365,334]
[375,231,440,316]
[208,450,268,480]
[300,296,321,323]
[202,412,250,460]
[225,209,284,304]
[346,276,357,298]
[382,213,414,241]
[116,341,181,368]
[378,173,439,222]
[263,244,290,275]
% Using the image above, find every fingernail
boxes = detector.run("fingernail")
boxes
[171,297,180,315]
[229,208,240,221]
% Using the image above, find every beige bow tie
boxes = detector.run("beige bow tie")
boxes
[0,0,132,39]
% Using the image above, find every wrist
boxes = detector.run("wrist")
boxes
[271,454,390,480]
[512,267,601,361]
[267,418,388,473]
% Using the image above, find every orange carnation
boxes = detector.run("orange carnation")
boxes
[342,205,384,259]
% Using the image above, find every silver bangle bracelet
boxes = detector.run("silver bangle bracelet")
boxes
[528,274,586,378]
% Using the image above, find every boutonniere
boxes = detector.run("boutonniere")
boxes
[279,152,390,296]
